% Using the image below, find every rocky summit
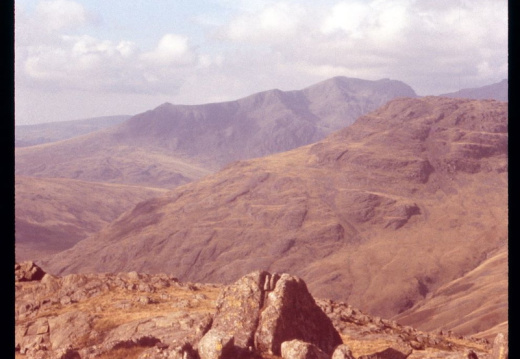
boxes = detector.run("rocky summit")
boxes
[15,262,506,359]
[42,97,508,336]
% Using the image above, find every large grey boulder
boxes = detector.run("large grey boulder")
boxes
[211,270,269,348]
[254,273,343,356]
[206,271,342,357]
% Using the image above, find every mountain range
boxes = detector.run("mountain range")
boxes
[16,77,508,339]
[40,96,508,337]
[15,77,416,188]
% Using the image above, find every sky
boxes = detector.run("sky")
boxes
[15,0,508,125]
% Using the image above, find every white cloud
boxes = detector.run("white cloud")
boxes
[220,2,306,42]
[141,34,196,66]
[321,1,371,37]
[15,0,508,124]
[116,41,138,58]
[35,0,95,31]
[17,31,197,95]
[214,0,507,95]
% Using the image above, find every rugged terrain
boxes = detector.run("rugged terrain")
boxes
[16,262,507,359]
[40,96,508,336]
[15,176,168,261]
[15,77,416,188]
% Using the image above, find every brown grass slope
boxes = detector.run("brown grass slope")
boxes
[15,77,415,188]
[392,245,508,340]
[15,176,168,261]
[43,97,507,335]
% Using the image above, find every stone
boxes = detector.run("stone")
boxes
[490,333,508,359]
[48,311,93,350]
[332,344,356,359]
[127,271,141,280]
[41,273,61,292]
[60,296,72,305]
[15,261,46,282]
[254,273,343,356]
[409,340,425,350]
[211,270,269,349]
[281,340,329,359]
[137,296,152,304]
[198,328,235,359]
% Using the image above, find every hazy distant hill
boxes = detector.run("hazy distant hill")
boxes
[15,176,167,261]
[15,115,131,147]
[43,97,507,337]
[439,79,508,101]
[15,77,416,188]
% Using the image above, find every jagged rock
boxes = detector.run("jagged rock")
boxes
[332,344,356,359]
[490,333,508,359]
[254,273,343,356]
[198,328,235,359]
[211,270,269,349]
[17,318,51,354]
[15,261,46,282]
[280,340,329,359]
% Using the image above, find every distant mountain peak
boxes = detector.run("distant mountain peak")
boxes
[439,79,508,101]
[156,102,174,109]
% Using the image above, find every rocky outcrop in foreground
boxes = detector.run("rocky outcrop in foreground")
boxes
[15,262,505,359]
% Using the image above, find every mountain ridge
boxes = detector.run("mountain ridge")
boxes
[16,76,416,188]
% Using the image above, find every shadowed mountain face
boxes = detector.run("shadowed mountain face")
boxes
[439,79,508,102]
[15,115,131,147]
[15,176,168,261]
[392,245,508,340]
[15,77,415,188]
[43,97,508,334]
